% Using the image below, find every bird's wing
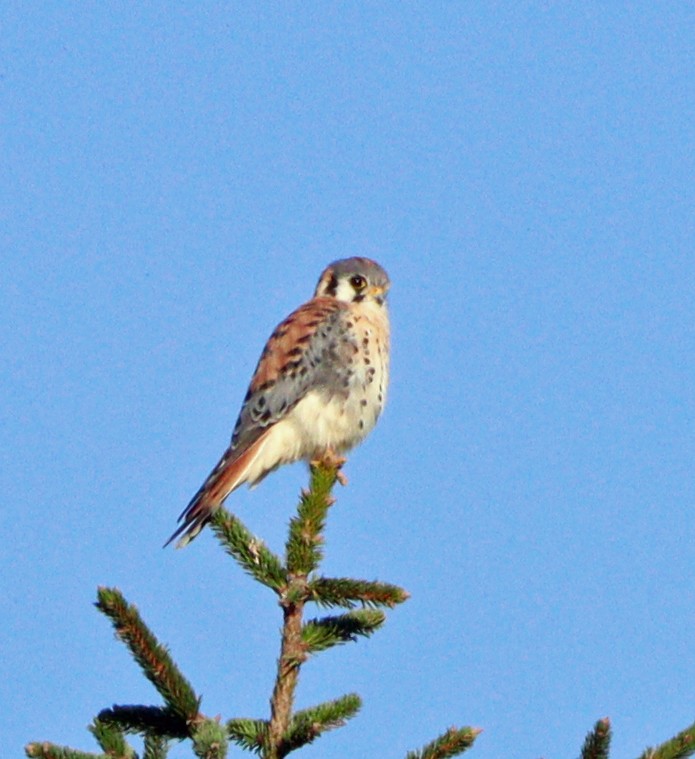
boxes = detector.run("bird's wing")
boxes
[166,297,354,548]
[231,296,353,451]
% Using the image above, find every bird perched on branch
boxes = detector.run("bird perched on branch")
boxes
[166,257,391,548]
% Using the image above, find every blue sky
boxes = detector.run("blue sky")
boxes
[2,4,694,758]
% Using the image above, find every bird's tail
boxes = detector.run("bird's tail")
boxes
[165,431,271,548]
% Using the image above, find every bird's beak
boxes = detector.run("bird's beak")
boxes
[367,284,389,298]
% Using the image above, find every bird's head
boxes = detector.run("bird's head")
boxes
[315,257,390,306]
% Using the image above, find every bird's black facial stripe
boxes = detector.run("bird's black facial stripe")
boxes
[325,273,338,296]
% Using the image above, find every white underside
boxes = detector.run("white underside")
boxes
[242,387,382,488]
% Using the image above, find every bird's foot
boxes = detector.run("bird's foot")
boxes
[312,449,348,485]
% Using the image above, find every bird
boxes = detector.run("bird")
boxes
[166,257,390,548]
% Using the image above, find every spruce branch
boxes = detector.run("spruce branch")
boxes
[405,726,482,759]
[267,595,306,758]
[580,718,611,759]
[143,734,169,759]
[25,745,103,759]
[301,609,385,652]
[191,718,229,759]
[30,463,419,758]
[227,718,269,755]
[97,704,188,739]
[95,587,200,725]
[262,465,342,758]
[307,576,409,608]
[210,508,287,592]
[89,718,134,757]
[285,464,337,574]
[638,720,695,759]
[281,693,362,754]
[26,454,695,759]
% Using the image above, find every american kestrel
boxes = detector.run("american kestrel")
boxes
[166,257,390,548]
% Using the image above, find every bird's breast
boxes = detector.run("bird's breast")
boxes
[284,300,389,457]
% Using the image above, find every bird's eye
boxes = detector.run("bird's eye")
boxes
[350,275,367,291]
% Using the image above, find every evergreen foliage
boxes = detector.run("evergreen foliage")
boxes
[405,727,481,759]
[580,718,612,759]
[94,588,201,725]
[637,721,695,759]
[25,463,695,758]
